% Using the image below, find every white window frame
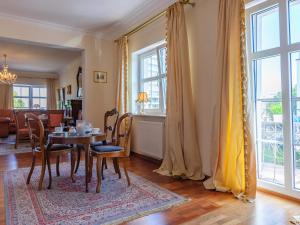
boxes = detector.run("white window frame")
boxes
[137,44,167,115]
[13,84,47,109]
[246,0,300,199]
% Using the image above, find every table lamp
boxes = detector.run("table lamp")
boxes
[136,92,149,114]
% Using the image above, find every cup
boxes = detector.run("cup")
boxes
[55,127,63,133]
[92,128,100,134]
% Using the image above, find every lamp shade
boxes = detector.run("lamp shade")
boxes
[136,92,149,103]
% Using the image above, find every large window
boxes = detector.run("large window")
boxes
[247,0,300,198]
[13,85,47,109]
[137,44,167,114]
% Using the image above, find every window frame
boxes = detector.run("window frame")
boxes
[246,0,300,199]
[13,84,47,109]
[137,44,167,115]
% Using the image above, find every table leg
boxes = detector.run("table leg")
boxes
[85,143,89,192]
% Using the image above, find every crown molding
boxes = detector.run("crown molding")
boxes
[100,0,177,40]
[0,12,92,35]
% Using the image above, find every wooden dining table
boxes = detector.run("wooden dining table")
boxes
[47,132,106,192]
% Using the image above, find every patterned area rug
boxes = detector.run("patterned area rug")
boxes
[4,163,187,225]
[0,135,31,156]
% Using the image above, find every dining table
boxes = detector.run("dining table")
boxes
[47,131,106,192]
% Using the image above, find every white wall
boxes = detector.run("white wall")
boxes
[12,70,59,86]
[128,16,167,158]
[0,16,117,129]
[58,56,82,100]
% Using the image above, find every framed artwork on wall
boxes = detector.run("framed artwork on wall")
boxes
[67,85,72,95]
[94,71,107,83]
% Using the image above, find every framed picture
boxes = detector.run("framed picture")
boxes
[67,85,72,95]
[94,71,107,83]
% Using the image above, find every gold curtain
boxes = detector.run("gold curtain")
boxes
[116,36,131,153]
[0,83,13,109]
[47,79,57,110]
[116,36,129,115]
[155,2,204,180]
[204,0,256,200]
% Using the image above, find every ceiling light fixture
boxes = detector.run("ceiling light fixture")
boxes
[0,54,17,85]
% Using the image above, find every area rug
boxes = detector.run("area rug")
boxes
[4,163,187,225]
[0,135,32,156]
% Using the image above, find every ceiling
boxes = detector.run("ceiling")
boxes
[0,39,82,73]
[0,0,150,32]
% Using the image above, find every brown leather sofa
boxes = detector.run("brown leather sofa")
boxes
[0,117,11,138]
[0,109,16,134]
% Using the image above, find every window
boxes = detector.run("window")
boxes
[13,85,47,109]
[247,0,300,198]
[137,44,167,114]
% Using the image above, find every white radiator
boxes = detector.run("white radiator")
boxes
[132,120,164,160]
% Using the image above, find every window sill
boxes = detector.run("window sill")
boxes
[133,113,166,118]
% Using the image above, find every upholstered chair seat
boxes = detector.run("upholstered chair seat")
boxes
[91,145,123,153]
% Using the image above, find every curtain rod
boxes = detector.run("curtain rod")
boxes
[114,0,195,42]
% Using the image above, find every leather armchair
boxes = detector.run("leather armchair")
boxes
[0,117,11,138]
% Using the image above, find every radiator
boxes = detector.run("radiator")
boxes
[132,120,164,160]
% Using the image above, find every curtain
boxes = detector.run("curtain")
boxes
[203,0,256,200]
[0,84,13,109]
[47,79,57,110]
[155,2,204,180]
[116,36,130,153]
[116,36,129,115]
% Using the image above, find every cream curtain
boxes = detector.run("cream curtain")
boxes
[155,2,204,180]
[116,36,131,153]
[204,0,256,200]
[47,79,57,110]
[116,36,129,115]
[0,84,13,109]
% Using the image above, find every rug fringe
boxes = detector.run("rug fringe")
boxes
[102,198,189,225]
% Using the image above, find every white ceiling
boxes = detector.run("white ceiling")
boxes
[0,0,150,32]
[0,39,82,73]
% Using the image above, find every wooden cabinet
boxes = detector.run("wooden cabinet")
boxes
[70,100,82,121]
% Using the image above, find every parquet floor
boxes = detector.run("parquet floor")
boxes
[0,152,299,225]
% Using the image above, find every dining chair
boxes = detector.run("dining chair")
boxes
[14,111,30,149]
[74,108,119,174]
[89,113,133,193]
[25,113,76,190]
[47,110,64,132]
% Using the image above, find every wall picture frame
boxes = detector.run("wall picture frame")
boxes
[94,71,107,83]
[67,85,72,95]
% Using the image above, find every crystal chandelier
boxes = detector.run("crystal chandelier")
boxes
[0,54,17,84]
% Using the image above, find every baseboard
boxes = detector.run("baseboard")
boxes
[258,187,300,203]
[131,152,162,165]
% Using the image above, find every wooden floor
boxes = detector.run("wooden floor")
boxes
[0,152,299,225]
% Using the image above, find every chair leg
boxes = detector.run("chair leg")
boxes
[15,134,19,149]
[101,158,105,180]
[38,153,46,191]
[56,155,60,176]
[88,155,93,182]
[71,151,76,183]
[123,159,131,186]
[96,156,103,193]
[75,147,81,173]
[103,158,108,169]
[26,153,36,184]
[113,158,121,179]
[46,153,52,189]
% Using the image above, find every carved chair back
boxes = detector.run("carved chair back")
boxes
[104,108,119,142]
[25,113,45,152]
[115,113,133,156]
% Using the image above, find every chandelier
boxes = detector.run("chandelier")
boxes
[0,54,17,84]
